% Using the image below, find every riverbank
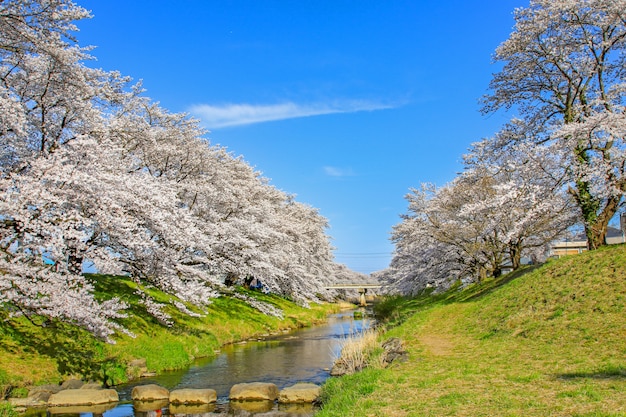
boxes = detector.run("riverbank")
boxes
[5,310,370,416]
[318,245,626,416]
[0,274,345,401]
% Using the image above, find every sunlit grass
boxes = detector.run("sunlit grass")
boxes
[0,402,17,417]
[319,245,626,416]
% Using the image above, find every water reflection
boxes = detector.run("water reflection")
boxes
[176,318,358,399]
[35,311,368,416]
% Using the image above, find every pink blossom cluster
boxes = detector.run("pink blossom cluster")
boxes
[0,0,350,340]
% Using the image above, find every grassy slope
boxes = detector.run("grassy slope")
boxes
[319,245,626,417]
[0,275,338,395]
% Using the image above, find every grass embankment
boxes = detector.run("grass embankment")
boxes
[0,274,339,397]
[319,245,626,416]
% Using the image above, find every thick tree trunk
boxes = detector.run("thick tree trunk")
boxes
[571,169,621,250]
[224,272,237,287]
[67,251,83,275]
[584,195,622,250]
[508,241,522,271]
[477,266,487,283]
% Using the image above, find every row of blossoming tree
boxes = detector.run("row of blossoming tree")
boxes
[0,0,357,341]
[382,0,626,295]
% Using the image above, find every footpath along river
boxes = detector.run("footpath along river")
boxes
[41,310,370,417]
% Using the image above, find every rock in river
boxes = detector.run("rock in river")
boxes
[169,388,217,404]
[131,384,169,401]
[278,383,321,404]
[47,389,119,406]
[229,382,279,401]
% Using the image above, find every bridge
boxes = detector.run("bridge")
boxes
[325,282,383,306]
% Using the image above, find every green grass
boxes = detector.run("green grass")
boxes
[0,402,17,417]
[0,275,339,396]
[319,245,626,417]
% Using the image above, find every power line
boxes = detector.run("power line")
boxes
[333,252,393,273]
[335,256,390,261]
[335,252,391,255]
[334,252,393,258]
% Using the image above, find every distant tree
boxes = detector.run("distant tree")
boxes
[463,136,578,269]
[384,146,577,295]
[483,0,626,249]
[384,187,467,295]
[332,263,370,284]
[383,184,481,294]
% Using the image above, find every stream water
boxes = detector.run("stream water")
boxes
[41,310,369,416]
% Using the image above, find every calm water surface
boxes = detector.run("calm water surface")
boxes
[43,310,369,416]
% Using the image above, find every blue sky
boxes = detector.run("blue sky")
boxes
[76,0,522,274]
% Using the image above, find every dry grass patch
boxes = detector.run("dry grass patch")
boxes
[332,327,381,374]
[418,334,454,356]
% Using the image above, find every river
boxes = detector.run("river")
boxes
[42,309,369,416]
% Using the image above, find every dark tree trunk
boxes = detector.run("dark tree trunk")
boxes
[509,241,522,271]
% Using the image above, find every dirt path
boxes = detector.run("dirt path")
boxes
[417,334,454,356]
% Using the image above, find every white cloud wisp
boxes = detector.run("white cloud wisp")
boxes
[323,166,356,177]
[188,100,395,129]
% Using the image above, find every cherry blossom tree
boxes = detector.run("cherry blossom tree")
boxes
[107,93,336,302]
[383,186,467,295]
[1,0,340,339]
[384,0,618,295]
[464,133,578,265]
[381,184,477,294]
[0,0,133,340]
[483,0,626,249]
[384,144,577,295]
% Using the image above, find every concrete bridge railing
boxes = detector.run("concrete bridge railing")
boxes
[325,283,383,306]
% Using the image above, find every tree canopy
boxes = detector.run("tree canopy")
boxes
[483,0,626,249]
[383,0,625,294]
[0,0,355,341]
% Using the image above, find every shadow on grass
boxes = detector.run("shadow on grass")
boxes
[374,265,545,325]
[0,274,194,386]
[88,274,218,338]
[557,365,626,380]
[455,264,542,303]
[0,313,109,383]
